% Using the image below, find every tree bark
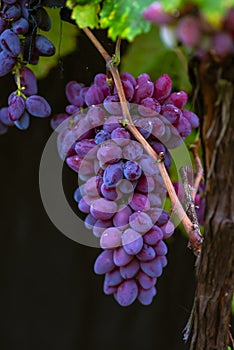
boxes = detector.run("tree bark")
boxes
[189,55,234,349]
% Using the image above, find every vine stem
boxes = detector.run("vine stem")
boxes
[82,27,203,256]
[190,140,204,201]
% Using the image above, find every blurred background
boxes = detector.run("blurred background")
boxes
[0,29,199,350]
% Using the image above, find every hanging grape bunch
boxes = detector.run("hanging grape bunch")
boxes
[52,70,200,306]
[0,0,55,133]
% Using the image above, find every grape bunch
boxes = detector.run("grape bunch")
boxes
[54,71,199,306]
[0,0,55,134]
[143,2,234,59]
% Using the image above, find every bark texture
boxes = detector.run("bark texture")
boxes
[189,55,234,349]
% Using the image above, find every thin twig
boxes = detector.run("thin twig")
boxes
[190,140,204,201]
[82,27,203,256]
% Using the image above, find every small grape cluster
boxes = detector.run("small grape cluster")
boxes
[143,2,234,59]
[0,0,54,134]
[54,71,199,306]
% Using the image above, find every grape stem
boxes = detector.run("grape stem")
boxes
[190,140,204,201]
[82,26,203,256]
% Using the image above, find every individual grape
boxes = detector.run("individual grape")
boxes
[158,255,168,268]
[65,104,79,115]
[155,209,170,226]
[177,15,201,47]
[138,97,161,117]
[84,213,97,230]
[94,250,115,274]
[50,113,69,131]
[123,160,142,181]
[101,183,119,201]
[86,105,106,127]
[161,104,182,123]
[140,257,163,277]
[114,79,134,101]
[137,73,151,84]
[100,227,122,249]
[120,259,140,279]
[136,244,156,261]
[78,158,94,177]
[90,198,117,220]
[154,74,172,102]
[113,205,132,230]
[111,127,131,146]
[115,280,138,306]
[0,107,14,126]
[212,32,234,57]
[94,73,110,97]
[149,140,166,155]
[132,80,154,104]
[134,117,153,139]
[16,67,38,96]
[150,116,165,138]
[182,109,199,128]
[0,18,7,35]
[65,81,84,106]
[148,193,162,207]
[25,95,51,117]
[74,139,96,159]
[122,140,143,161]
[143,225,163,245]
[105,268,123,287]
[143,2,173,25]
[173,116,192,137]
[34,34,55,56]
[94,129,110,144]
[66,154,82,172]
[103,95,123,115]
[122,228,143,255]
[14,111,30,130]
[113,246,133,267]
[129,212,153,233]
[78,196,92,214]
[154,174,167,198]
[97,140,122,165]
[83,176,101,197]
[103,283,117,295]
[93,219,113,238]
[84,84,104,106]
[103,115,122,133]
[34,7,51,31]
[120,72,137,87]
[137,270,157,289]
[73,186,84,203]
[136,175,155,193]
[160,220,175,239]
[154,240,168,256]
[11,17,29,34]
[138,286,156,305]
[118,179,136,194]
[165,91,188,108]
[0,50,16,77]
[103,161,123,187]
[8,95,25,121]
[139,154,159,176]
[2,4,21,20]
[129,193,150,212]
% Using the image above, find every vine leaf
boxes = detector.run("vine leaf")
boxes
[66,1,100,28]
[100,0,154,41]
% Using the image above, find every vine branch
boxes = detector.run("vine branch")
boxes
[82,27,203,256]
[190,140,204,201]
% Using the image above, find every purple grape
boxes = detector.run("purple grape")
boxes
[94,250,115,274]
[182,109,199,128]
[122,228,143,255]
[138,97,161,117]
[120,72,137,87]
[12,17,29,34]
[86,105,106,127]
[66,154,82,172]
[136,244,156,261]
[74,139,96,159]
[8,95,25,121]
[213,32,234,56]
[134,117,153,139]
[105,268,123,287]
[148,193,161,207]
[149,140,166,155]
[2,4,21,20]
[78,196,92,214]
[113,246,133,267]
[150,117,165,138]
[95,129,110,144]
[143,2,173,25]
[159,255,167,268]
[139,154,159,176]
[73,187,83,203]
[137,270,157,289]
[65,105,79,115]
[103,283,117,295]
[25,95,51,117]
[160,220,175,239]
[140,257,163,277]
[103,95,123,115]
[123,160,142,181]
[176,15,201,47]
[103,161,123,187]
[35,34,55,56]
[155,209,170,226]
[14,111,30,130]
[65,81,84,106]
[93,219,113,238]
[94,73,110,97]
[136,175,155,193]
[0,107,14,126]
[161,104,182,124]
[174,115,192,137]
[138,286,156,305]
[137,73,151,84]
[154,240,168,256]
[103,115,122,132]
[85,85,104,106]
[0,51,16,77]
[115,280,138,306]
[100,227,122,249]
[132,80,154,104]
[114,79,134,101]
[101,183,119,201]
[84,213,96,230]
[165,91,188,108]
[111,127,131,146]
[118,179,136,194]
[50,113,69,130]
[154,74,172,102]
[113,205,132,230]
[0,18,7,34]
[143,225,163,245]
[17,67,38,96]
[97,141,122,166]
[129,193,150,212]
[84,176,101,197]
[35,7,51,32]
[120,259,140,279]
[122,140,143,161]
[91,198,117,220]
[129,212,153,233]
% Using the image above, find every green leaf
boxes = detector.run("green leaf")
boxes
[100,0,154,41]
[120,26,191,91]
[67,1,100,28]
[29,8,78,79]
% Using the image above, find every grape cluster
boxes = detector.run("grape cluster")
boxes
[54,71,199,306]
[0,0,54,134]
[143,3,234,59]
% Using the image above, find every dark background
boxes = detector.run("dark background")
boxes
[0,30,198,350]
